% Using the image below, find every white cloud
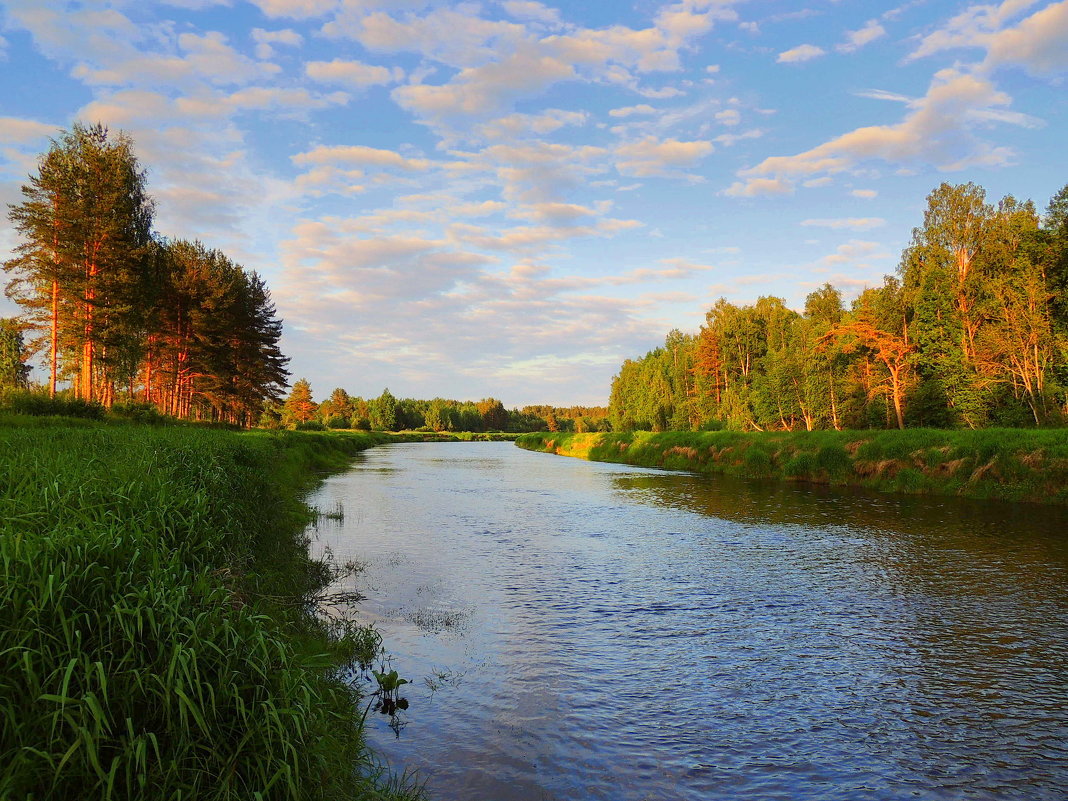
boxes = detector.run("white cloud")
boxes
[251,27,303,59]
[837,20,886,53]
[802,217,886,230]
[714,109,740,126]
[0,116,59,144]
[722,177,793,197]
[392,45,576,117]
[983,1,1068,76]
[501,1,563,26]
[292,144,432,171]
[819,239,890,266]
[616,136,713,178]
[851,189,878,198]
[737,69,1025,184]
[908,0,1042,62]
[856,89,913,103]
[306,59,403,87]
[713,128,763,146]
[249,0,339,19]
[609,104,656,118]
[475,109,588,140]
[777,44,826,63]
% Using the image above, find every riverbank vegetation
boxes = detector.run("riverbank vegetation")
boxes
[0,416,422,800]
[3,123,288,426]
[516,429,1068,504]
[274,381,608,434]
[609,182,1068,432]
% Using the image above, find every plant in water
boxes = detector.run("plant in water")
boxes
[361,663,412,735]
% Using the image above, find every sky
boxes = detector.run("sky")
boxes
[1,0,1066,407]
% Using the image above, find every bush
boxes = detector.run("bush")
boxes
[325,414,350,429]
[294,419,326,431]
[0,389,105,419]
[109,401,168,424]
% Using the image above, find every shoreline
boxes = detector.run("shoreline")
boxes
[515,429,1068,505]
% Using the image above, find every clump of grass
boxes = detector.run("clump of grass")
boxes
[742,446,773,476]
[783,451,816,478]
[0,422,420,801]
[815,444,852,477]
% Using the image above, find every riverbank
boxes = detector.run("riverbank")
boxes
[515,429,1068,504]
[0,415,421,800]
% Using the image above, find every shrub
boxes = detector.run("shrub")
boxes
[0,389,105,419]
[109,401,168,424]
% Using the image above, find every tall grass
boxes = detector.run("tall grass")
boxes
[516,429,1068,504]
[0,421,419,800]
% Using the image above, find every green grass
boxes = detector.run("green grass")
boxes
[0,419,421,800]
[515,428,1068,504]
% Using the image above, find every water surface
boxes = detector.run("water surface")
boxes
[308,442,1068,800]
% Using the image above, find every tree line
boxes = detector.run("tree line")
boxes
[2,123,288,425]
[275,381,610,433]
[610,181,1068,431]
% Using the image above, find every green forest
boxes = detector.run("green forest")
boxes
[273,380,610,434]
[609,182,1068,432]
[2,123,289,426]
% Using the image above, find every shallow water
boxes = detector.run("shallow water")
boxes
[307,441,1068,801]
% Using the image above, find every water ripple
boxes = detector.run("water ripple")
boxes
[309,442,1068,801]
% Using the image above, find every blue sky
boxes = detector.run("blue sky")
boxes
[1,0,1066,406]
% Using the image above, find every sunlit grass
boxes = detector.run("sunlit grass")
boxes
[0,420,420,800]
[516,429,1068,504]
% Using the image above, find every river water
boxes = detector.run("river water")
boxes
[307,441,1068,801]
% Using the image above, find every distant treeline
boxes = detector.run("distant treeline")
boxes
[610,181,1068,432]
[273,380,609,433]
[2,123,288,426]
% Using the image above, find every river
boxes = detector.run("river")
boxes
[307,441,1068,801]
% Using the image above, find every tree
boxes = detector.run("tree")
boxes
[0,318,31,389]
[477,397,508,431]
[5,123,154,404]
[371,388,397,431]
[820,298,915,430]
[283,378,318,425]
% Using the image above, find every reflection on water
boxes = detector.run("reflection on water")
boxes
[308,442,1068,801]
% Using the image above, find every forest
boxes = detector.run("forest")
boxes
[2,123,289,426]
[609,182,1068,432]
[273,380,610,434]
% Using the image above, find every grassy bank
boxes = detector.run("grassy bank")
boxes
[0,416,420,800]
[516,429,1068,504]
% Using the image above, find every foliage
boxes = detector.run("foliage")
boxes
[0,319,31,389]
[608,180,1068,431]
[3,124,288,424]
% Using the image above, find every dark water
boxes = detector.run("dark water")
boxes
[307,442,1068,801]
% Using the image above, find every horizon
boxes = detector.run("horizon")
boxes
[1,0,1065,407]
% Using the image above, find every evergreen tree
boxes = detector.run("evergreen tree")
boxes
[0,318,31,389]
